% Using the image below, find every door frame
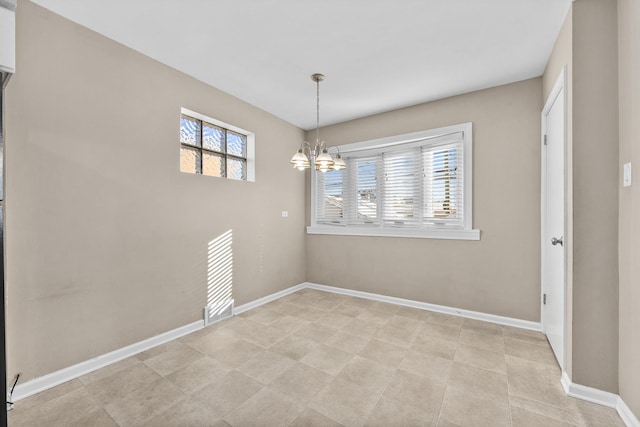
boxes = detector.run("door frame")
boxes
[540,65,568,370]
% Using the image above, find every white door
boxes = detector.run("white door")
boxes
[542,68,566,370]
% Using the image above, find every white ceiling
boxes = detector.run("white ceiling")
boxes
[31,0,571,130]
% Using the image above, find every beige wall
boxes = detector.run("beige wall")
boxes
[617,0,640,417]
[306,78,542,321]
[570,0,619,393]
[4,1,306,382]
[542,6,574,378]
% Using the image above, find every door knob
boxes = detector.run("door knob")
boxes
[551,237,563,246]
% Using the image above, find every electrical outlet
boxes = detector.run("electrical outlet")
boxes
[624,162,632,187]
[281,211,289,218]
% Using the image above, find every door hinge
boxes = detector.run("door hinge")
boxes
[543,294,547,305]
[544,135,548,145]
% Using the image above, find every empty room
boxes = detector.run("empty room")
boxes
[0,0,639,426]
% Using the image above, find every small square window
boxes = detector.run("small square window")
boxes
[179,112,252,181]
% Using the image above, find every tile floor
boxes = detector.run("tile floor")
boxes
[8,289,625,427]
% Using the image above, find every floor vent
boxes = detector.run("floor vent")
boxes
[203,298,234,326]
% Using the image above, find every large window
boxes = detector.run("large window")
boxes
[310,123,479,240]
[179,108,255,181]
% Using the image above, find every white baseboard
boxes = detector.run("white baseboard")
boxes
[233,283,306,315]
[617,396,640,427]
[9,280,543,404]
[10,320,204,402]
[304,282,542,331]
[561,371,639,427]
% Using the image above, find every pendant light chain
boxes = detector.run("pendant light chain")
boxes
[316,77,320,144]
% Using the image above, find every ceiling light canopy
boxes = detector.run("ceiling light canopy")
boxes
[290,74,345,173]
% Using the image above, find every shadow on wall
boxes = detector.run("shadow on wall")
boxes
[206,229,234,323]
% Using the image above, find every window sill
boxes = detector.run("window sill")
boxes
[306,225,480,240]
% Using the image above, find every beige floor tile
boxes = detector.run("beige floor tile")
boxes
[505,337,559,367]
[575,399,626,426]
[436,419,460,427]
[439,386,510,427]
[316,312,354,329]
[294,322,339,343]
[269,315,307,334]
[210,338,264,368]
[9,388,102,427]
[382,370,446,415]
[311,296,343,311]
[294,305,329,322]
[365,396,436,427]
[411,334,458,360]
[310,377,381,427]
[503,325,549,346]
[454,343,507,374]
[166,356,229,394]
[511,406,575,427]
[242,308,283,325]
[370,301,401,314]
[13,378,84,410]
[236,349,296,384]
[143,341,205,376]
[395,306,433,322]
[374,323,419,348]
[510,395,585,425]
[139,397,220,427]
[241,324,289,348]
[342,318,382,336]
[224,387,304,427]
[459,328,504,352]
[506,355,573,410]
[84,362,162,406]
[193,370,263,418]
[290,407,345,427]
[357,309,394,325]
[270,362,333,403]
[358,338,408,368]
[447,362,509,406]
[343,297,377,309]
[223,318,265,337]
[67,407,119,427]
[301,344,354,375]
[269,334,318,360]
[104,379,187,427]
[423,312,464,329]
[326,330,371,354]
[421,322,461,343]
[185,327,241,356]
[337,355,396,394]
[331,303,366,318]
[399,350,452,384]
[388,314,425,331]
[462,318,504,336]
[79,357,140,384]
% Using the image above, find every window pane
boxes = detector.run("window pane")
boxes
[356,159,377,220]
[227,131,247,158]
[383,149,422,226]
[180,145,201,174]
[321,169,344,221]
[180,116,201,147]
[227,158,246,180]
[203,123,224,152]
[203,152,225,177]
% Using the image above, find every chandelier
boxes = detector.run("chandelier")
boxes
[290,74,346,172]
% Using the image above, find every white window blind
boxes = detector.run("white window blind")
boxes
[313,125,472,235]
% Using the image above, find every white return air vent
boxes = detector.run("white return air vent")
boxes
[203,298,234,326]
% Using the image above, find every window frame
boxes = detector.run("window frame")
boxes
[308,122,480,240]
[180,107,255,182]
